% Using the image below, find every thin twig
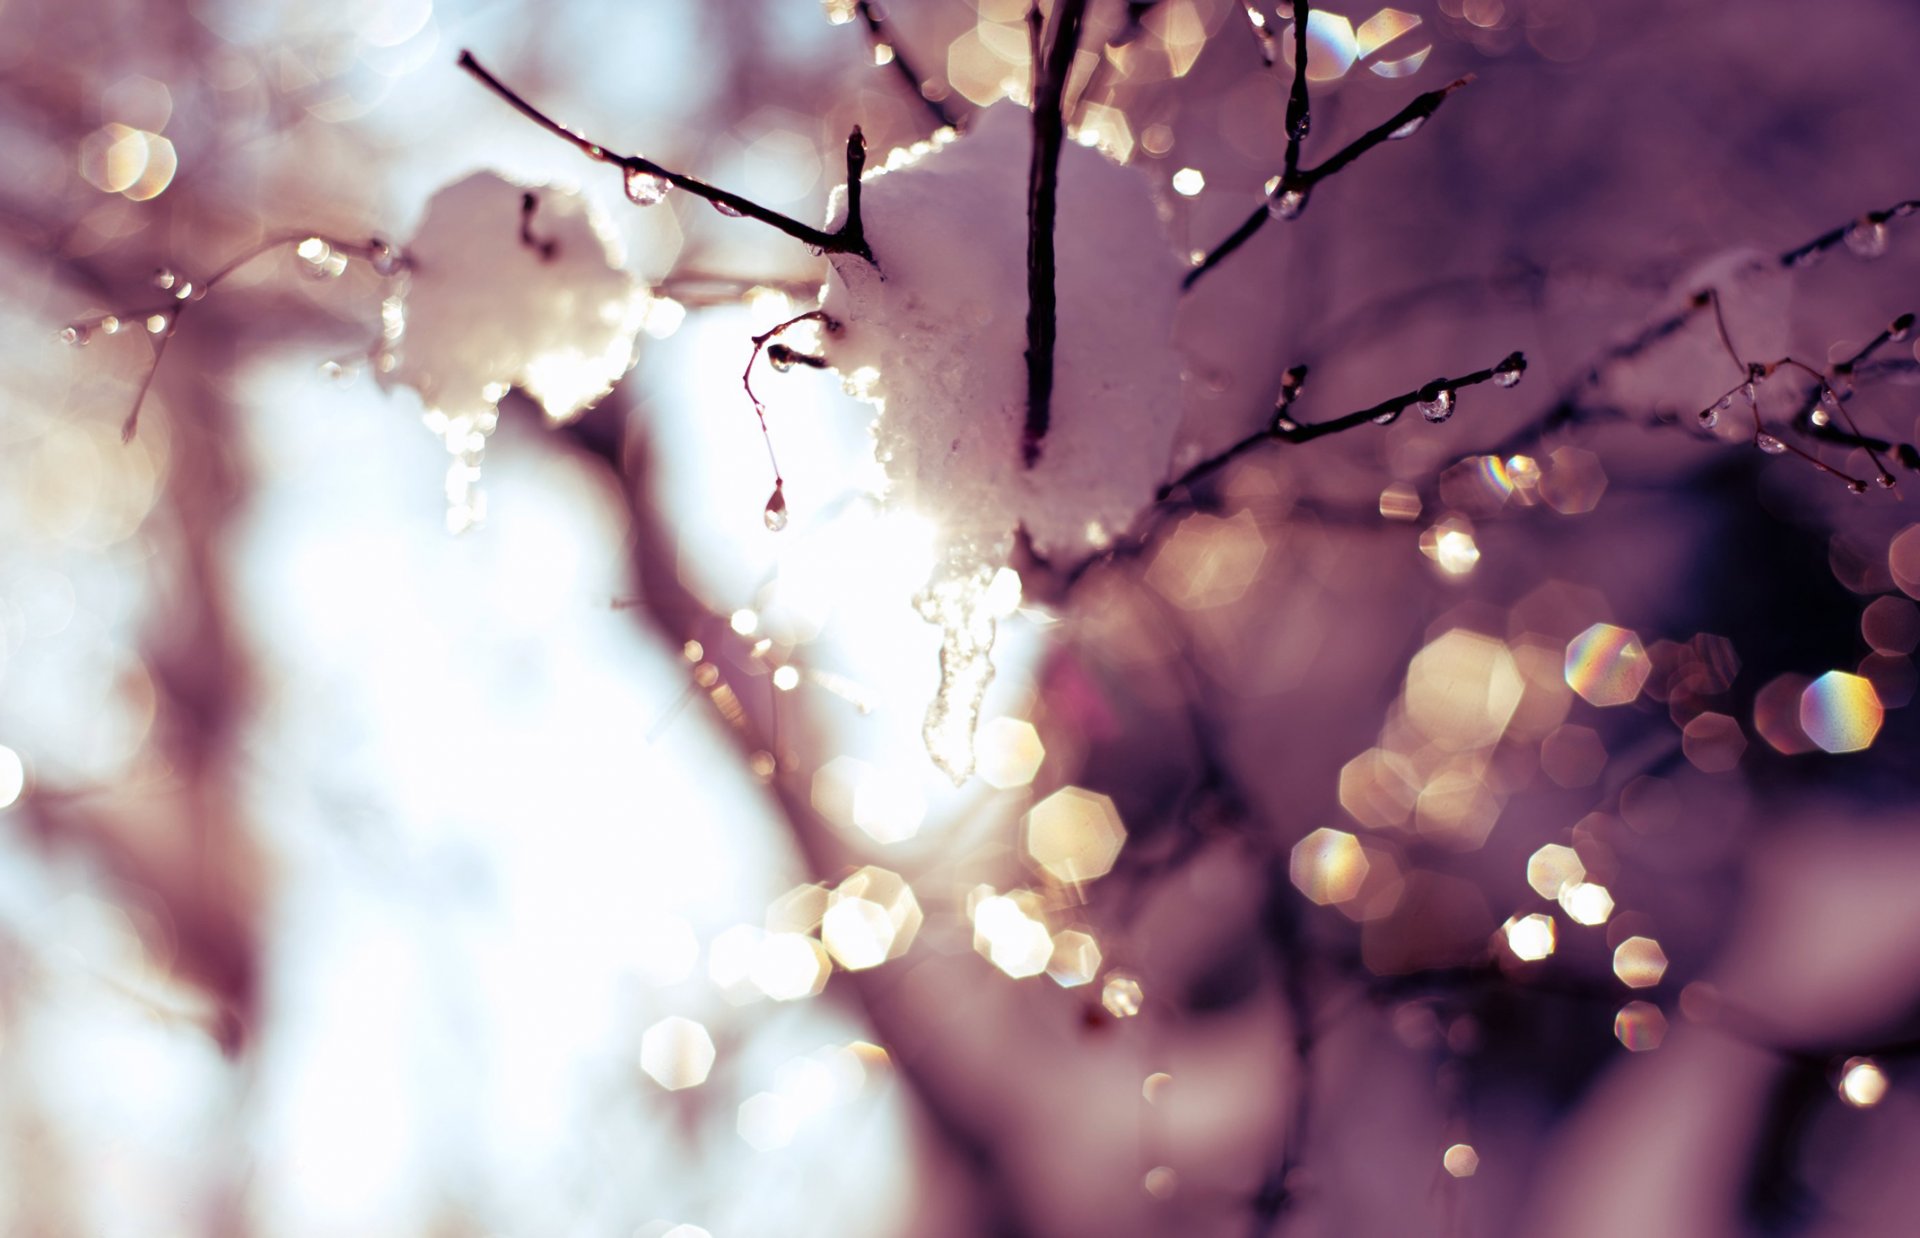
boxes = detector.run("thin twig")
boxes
[69,232,402,442]
[854,1,960,131]
[1778,198,1920,268]
[1158,351,1526,499]
[457,50,874,264]
[741,309,840,495]
[1021,0,1091,467]
[1183,76,1473,292]
[1283,0,1312,178]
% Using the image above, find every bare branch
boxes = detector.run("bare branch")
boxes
[1779,198,1919,268]
[457,50,875,264]
[1021,0,1091,467]
[1183,76,1474,292]
[1158,351,1527,499]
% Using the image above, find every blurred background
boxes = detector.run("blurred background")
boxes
[3,0,1920,1234]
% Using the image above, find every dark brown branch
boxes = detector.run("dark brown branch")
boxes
[1183,76,1473,292]
[1779,199,1919,268]
[1157,351,1526,499]
[1283,0,1312,177]
[854,1,960,132]
[457,50,874,264]
[1021,0,1091,467]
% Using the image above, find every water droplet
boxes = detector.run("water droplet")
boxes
[624,167,672,207]
[172,280,194,301]
[1274,416,1300,434]
[1388,115,1426,141]
[1847,479,1869,494]
[367,240,403,277]
[1417,388,1456,423]
[872,42,895,66]
[712,199,745,218]
[1755,433,1788,455]
[1697,406,1719,429]
[763,484,789,532]
[1372,409,1401,426]
[99,316,120,335]
[145,312,171,335]
[822,0,856,24]
[768,346,795,374]
[1492,354,1526,388]
[1288,113,1310,142]
[1846,218,1889,259]
[152,267,177,291]
[58,323,90,346]
[1268,188,1307,220]
[1890,313,1914,343]
[1810,407,1829,427]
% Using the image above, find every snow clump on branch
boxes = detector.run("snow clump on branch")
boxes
[378,171,649,531]
[820,104,1187,780]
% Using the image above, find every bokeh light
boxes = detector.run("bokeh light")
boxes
[1564,623,1651,707]
[1799,671,1884,753]
[1614,1002,1668,1052]
[640,1017,716,1091]
[1025,787,1127,885]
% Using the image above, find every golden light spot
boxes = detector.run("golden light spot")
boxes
[1380,481,1423,521]
[1503,913,1556,961]
[1101,973,1144,1018]
[1840,1057,1890,1108]
[1143,1166,1178,1199]
[1420,518,1481,576]
[1613,1001,1667,1051]
[730,608,759,635]
[972,889,1054,979]
[1414,763,1501,851]
[976,716,1045,789]
[1799,671,1884,753]
[1144,509,1268,610]
[1559,881,1613,926]
[1525,843,1585,900]
[1047,928,1102,988]
[1025,786,1127,885]
[1143,1072,1172,1103]
[1355,7,1424,57]
[765,883,827,935]
[1565,623,1651,706]
[772,664,801,691]
[821,866,922,970]
[1171,167,1205,196]
[1443,1143,1480,1177]
[640,1016,716,1090]
[1613,936,1669,988]
[1405,630,1524,751]
[1290,828,1371,905]
[751,932,830,1001]
[1338,747,1421,830]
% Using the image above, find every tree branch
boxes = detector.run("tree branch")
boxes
[1183,75,1474,292]
[1158,351,1526,499]
[1022,0,1091,466]
[457,50,875,264]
